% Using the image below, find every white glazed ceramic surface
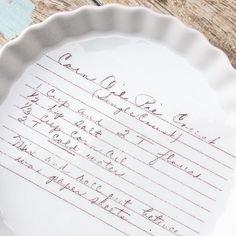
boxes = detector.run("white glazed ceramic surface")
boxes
[0,5,236,236]
[0,5,236,109]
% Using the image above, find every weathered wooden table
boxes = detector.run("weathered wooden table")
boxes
[0,0,235,68]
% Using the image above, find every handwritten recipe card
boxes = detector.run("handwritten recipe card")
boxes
[0,36,235,236]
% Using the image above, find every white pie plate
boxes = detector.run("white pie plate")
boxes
[0,4,236,236]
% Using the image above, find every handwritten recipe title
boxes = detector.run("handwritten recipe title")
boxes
[0,50,235,236]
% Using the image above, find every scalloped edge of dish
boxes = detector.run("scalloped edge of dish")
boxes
[0,4,235,236]
[0,4,235,112]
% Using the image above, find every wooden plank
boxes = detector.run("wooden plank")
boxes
[0,0,35,45]
[31,0,95,24]
[101,0,236,68]
[0,0,94,45]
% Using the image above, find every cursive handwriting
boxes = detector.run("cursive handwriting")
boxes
[143,208,182,236]
[149,150,202,178]
[173,114,221,145]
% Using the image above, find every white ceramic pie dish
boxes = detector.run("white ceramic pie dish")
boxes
[0,4,235,109]
[0,4,235,236]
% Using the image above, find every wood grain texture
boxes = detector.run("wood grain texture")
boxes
[0,33,7,45]
[0,0,94,45]
[0,0,235,68]
[102,0,236,68]
[31,0,94,24]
